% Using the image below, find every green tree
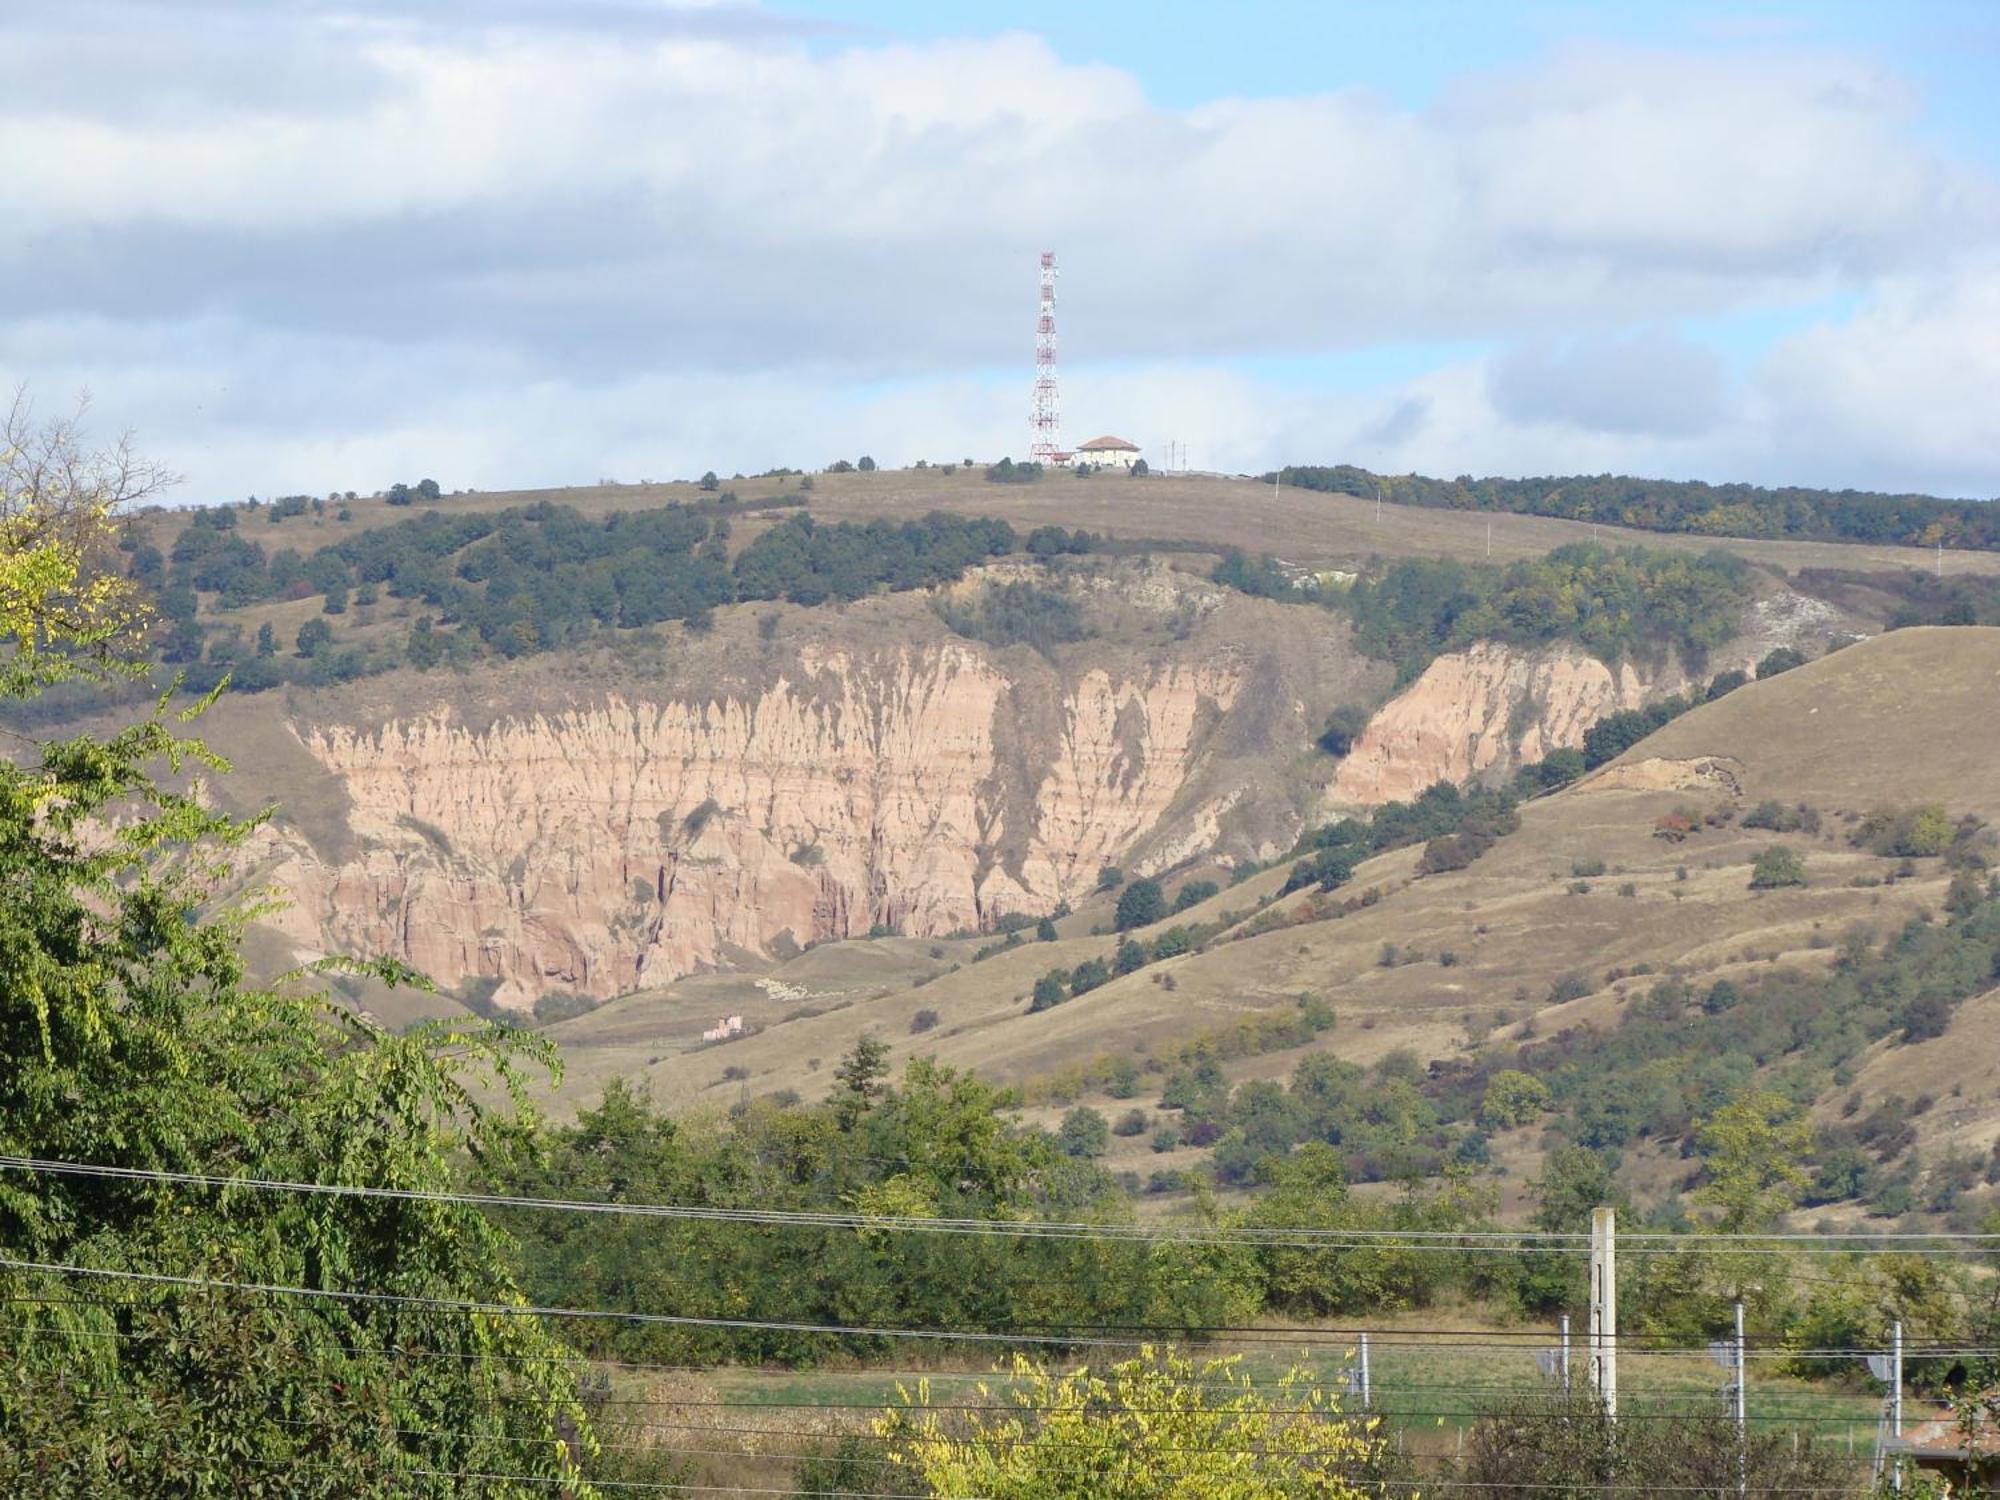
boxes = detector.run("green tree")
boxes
[1029,971,1068,1012]
[254,621,276,657]
[0,415,596,1495]
[295,616,332,656]
[1529,1146,1626,1234]
[698,470,719,491]
[1316,704,1369,758]
[879,1348,1379,1498]
[1749,844,1808,889]
[856,455,877,472]
[1694,1090,1813,1232]
[831,1034,891,1129]
[1479,1069,1554,1128]
[1056,1106,1110,1160]
[1035,915,1058,942]
[405,615,443,669]
[1757,645,1807,678]
[1114,877,1166,931]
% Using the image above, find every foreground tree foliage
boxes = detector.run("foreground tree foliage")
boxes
[0,411,598,1496]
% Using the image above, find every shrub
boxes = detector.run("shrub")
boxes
[532,991,594,1026]
[1744,799,1819,834]
[1480,1069,1554,1128]
[1749,845,1808,889]
[294,617,333,656]
[1548,972,1591,1004]
[1112,1109,1150,1138]
[1705,668,1749,699]
[1151,1127,1181,1153]
[1173,879,1219,913]
[984,457,1044,484]
[1068,958,1111,994]
[1114,938,1148,975]
[1096,865,1124,891]
[1316,704,1370,759]
[1282,847,1355,894]
[1571,856,1607,878]
[1029,972,1069,1012]
[1757,646,1807,679]
[1057,1106,1110,1159]
[1104,1056,1142,1099]
[935,580,1091,655]
[1114,878,1167,931]
[1036,915,1059,941]
[1855,804,1954,858]
[909,1008,940,1035]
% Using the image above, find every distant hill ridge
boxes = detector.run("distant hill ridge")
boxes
[1275,464,2000,551]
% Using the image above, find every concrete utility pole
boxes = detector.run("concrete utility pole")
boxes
[1736,1301,1748,1499]
[1560,1314,1571,1392]
[1359,1330,1372,1409]
[1589,1207,1617,1416]
[1891,1321,1903,1440]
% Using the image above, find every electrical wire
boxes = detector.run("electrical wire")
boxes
[10,1153,1996,1256]
[6,1265,1995,1372]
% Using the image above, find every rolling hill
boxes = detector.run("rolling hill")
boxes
[54,470,2000,1227]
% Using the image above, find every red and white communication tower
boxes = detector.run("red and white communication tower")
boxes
[1030,251,1062,464]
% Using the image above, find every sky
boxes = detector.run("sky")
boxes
[5,0,1999,501]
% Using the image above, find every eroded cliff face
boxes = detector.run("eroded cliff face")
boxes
[1328,641,1685,806]
[249,643,1245,1010]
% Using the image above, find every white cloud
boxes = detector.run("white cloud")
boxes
[1752,260,2000,496]
[2,2,1996,496]
[1487,330,1728,438]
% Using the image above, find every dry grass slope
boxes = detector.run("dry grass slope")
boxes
[541,629,2000,1194]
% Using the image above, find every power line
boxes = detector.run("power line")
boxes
[6,1268,1993,1369]
[9,1154,1998,1255]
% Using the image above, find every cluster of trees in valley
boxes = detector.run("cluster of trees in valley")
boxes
[1218,540,1757,680]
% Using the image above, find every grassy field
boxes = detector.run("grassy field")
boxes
[595,1312,1890,1488]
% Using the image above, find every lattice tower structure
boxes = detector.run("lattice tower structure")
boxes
[1030,250,1062,464]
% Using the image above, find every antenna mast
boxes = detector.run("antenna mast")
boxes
[1031,251,1061,464]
